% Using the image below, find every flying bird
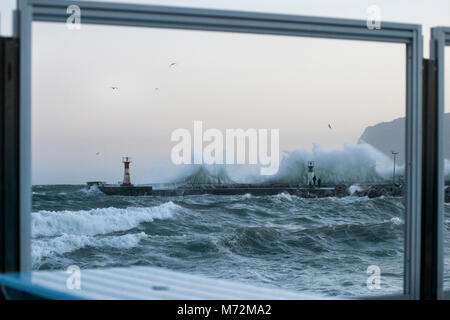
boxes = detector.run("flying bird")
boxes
[169,62,177,67]
[111,86,119,90]
[328,124,332,129]
[96,152,100,155]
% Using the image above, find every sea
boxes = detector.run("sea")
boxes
[31,183,446,298]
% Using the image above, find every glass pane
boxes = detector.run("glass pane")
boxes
[32,22,406,298]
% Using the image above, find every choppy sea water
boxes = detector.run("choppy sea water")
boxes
[31,184,450,298]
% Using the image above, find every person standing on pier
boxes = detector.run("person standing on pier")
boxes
[313,176,317,186]
[318,178,321,187]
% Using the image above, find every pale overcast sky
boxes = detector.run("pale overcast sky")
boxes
[0,0,449,184]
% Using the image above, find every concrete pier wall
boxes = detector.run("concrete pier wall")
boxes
[88,182,415,200]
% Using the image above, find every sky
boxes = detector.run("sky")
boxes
[0,0,449,184]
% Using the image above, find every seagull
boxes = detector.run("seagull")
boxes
[96,152,100,155]
[328,124,332,129]
[111,86,119,90]
[155,87,159,91]
[169,62,177,67]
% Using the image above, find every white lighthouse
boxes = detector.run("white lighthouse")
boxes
[307,161,315,186]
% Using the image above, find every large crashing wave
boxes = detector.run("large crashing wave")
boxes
[171,143,400,184]
[269,143,397,184]
[174,165,234,184]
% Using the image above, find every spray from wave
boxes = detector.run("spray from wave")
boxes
[270,143,399,184]
[174,165,234,184]
[348,184,363,195]
[169,143,400,185]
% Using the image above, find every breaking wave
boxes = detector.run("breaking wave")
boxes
[168,143,401,185]
[32,232,148,266]
[32,201,180,237]
[348,184,363,195]
[272,192,296,202]
[174,165,234,184]
[79,184,102,195]
[270,143,397,184]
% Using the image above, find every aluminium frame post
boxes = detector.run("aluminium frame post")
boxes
[404,29,423,300]
[17,0,32,272]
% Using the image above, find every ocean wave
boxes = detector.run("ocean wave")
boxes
[348,184,363,195]
[217,214,405,258]
[220,226,286,255]
[32,232,148,266]
[175,165,234,184]
[387,217,403,225]
[32,201,181,237]
[79,185,103,195]
[240,193,251,199]
[272,192,297,202]
[297,219,404,241]
[32,191,46,196]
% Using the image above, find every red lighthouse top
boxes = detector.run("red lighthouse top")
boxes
[122,156,132,163]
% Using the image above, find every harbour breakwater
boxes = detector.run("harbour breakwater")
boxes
[88,182,450,201]
[88,182,411,199]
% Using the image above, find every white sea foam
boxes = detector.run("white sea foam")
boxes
[32,201,180,237]
[32,232,148,265]
[79,185,102,195]
[273,192,294,202]
[272,143,398,184]
[388,217,403,225]
[158,142,402,184]
[348,184,363,195]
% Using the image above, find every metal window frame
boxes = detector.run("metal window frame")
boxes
[0,38,21,273]
[16,0,423,299]
[430,27,450,300]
